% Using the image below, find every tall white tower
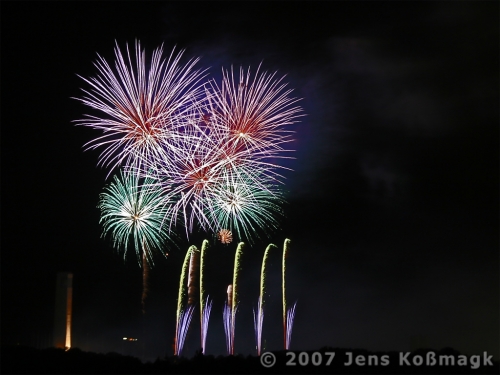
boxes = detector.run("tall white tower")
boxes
[53,272,73,350]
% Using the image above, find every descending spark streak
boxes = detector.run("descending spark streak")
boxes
[201,296,212,354]
[199,239,210,353]
[286,302,297,350]
[254,244,275,355]
[175,246,195,356]
[282,238,291,349]
[253,300,264,355]
[223,301,232,355]
[141,247,149,315]
[175,305,195,357]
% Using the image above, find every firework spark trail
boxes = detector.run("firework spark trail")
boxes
[141,246,149,315]
[187,246,199,306]
[175,246,195,355]
[227,284,233,310]
[99,169,172,265]
[74,40,207,175]
[282,238,291,349]
[254,244,275,355]
[286,302,297,350]
[199,239,210,353]
[199,240,208,313]
[175,305,195,357]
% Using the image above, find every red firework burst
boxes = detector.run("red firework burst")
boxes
[207,64,304,162]
[74,40,207,173]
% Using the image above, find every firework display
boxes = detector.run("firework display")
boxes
[76,41,303,244]
[75,41,302,357]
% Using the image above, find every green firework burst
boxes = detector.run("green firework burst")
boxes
[99,169,174,266]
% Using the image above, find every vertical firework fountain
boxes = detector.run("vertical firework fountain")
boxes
[199,240,212,354]
[74,42,305,357]
[282,238,296,350]
[253,244,275,355]
[223,242,244,355]
[187,246,199,306]
[231,242,244,355]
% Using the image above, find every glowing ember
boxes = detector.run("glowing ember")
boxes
[218,229,233,244]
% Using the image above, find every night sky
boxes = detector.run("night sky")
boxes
[2,1,498,362]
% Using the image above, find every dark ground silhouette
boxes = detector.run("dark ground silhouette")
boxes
[2,345,498,374]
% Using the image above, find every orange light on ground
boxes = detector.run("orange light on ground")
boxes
[64,274,73,350]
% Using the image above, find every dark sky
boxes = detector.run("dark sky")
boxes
[2,1,498,362]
